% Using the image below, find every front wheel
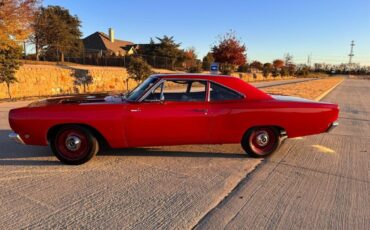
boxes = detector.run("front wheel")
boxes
[50,125,99,165]
[241,127,281,158]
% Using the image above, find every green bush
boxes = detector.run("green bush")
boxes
[271,68,279,78]
[262,67,270,78]
[237,64,249,73]
[127,57,153,83]
[187,61,202,73]
[220,63,234,75]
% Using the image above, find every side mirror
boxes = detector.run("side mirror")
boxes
[160,93,165,103]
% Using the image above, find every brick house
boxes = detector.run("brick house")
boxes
[82,28,138,56]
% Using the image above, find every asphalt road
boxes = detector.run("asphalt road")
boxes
[251,78,315,88]
[196,79,370,229]
[0,78,368,229]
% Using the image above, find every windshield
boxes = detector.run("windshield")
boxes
[126,77,158,101]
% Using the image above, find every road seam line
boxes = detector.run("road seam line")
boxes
[193,79,346,228]
[275,162,370,184]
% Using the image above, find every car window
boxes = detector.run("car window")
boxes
[126,77,158,101]
[210,82,243,101]
[144,79,207,102]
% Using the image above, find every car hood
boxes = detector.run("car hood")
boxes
[28,93,124,107]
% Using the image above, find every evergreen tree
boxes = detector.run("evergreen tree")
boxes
[0,46,22,99]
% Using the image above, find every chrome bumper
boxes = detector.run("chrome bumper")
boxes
[8,132,25,144]
[326,121,339,133]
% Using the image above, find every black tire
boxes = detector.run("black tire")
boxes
[241,127,281,158]
[50,125,99,165]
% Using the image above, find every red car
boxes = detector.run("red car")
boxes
[8,74,339,164]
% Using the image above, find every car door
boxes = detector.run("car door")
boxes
[208,82,246,144]
[125,79,210,147]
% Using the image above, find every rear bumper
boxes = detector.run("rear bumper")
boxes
[326,121,339,133]
[8,132,25,144]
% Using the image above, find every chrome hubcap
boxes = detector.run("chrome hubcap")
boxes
[65,135,81,151]
[256,132,269,146]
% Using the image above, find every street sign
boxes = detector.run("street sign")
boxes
[210,62,219,75]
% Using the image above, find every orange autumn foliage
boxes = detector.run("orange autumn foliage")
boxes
[0,0,39,49]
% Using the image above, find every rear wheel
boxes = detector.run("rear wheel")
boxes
[241,127,281,158]
[50,125,99,165]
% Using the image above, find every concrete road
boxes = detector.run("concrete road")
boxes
[196,79,370,229]
[0,99,265,228]
[1,78,365,229]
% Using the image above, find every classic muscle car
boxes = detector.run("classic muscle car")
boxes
[8,74,339,164]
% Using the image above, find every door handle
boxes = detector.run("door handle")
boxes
[130,109,141,112]
[192,109,208,113]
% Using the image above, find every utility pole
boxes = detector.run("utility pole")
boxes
[348,40,355,64]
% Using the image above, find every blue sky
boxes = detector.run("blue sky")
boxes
[43,0,370,65]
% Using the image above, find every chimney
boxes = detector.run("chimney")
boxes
[109,28,114,43]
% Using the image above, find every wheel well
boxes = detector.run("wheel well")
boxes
[244,125,287,138]
[47,124,110,148]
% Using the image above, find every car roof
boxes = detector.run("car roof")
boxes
[150,73,233,80]
[149,74,272,101]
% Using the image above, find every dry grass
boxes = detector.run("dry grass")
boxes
[262,77,344,100]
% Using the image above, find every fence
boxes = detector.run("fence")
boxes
[23,53,184,70]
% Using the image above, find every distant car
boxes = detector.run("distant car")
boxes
[9,74,339,164]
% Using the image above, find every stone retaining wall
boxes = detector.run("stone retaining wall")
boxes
[0,65,134,99]
[0,64,299,99]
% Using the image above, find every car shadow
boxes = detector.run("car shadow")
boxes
[0,130,246,166]
[100,148,247,159]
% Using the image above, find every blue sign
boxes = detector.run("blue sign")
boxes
[210,62,219,74]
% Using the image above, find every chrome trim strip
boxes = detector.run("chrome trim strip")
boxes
[8,132,25,144]
[280,130,287,136]
[326,121,339,133]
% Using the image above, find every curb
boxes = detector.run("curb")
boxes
[315,78,345,101]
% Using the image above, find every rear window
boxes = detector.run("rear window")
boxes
[210,82,243,101]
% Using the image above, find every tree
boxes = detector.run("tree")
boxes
[237,63,249,73]
[271,68,279,78]
[126,57,153,89]
[287,64,296,76]
[138,36,185,70]
[32,6,82,62]
[280,67,289,77]
[296,65,310,77]
[0,45,22,99]
[212,31,247,74]
[154,35,184,69]
[262,63,272,78]
[250,61,263,71]
[272,59,284,69]
[202,52,214,71]
[0,0,38,49]
[31,7,48,60]
[284,53,293,66]
[183,47,202,73]
[187,60,202,73]
[183,47,197,69]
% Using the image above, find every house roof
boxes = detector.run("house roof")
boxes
[82,32,134,54]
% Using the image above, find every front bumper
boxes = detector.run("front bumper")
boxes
[8,132,25,144]
[326,121,339,133]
